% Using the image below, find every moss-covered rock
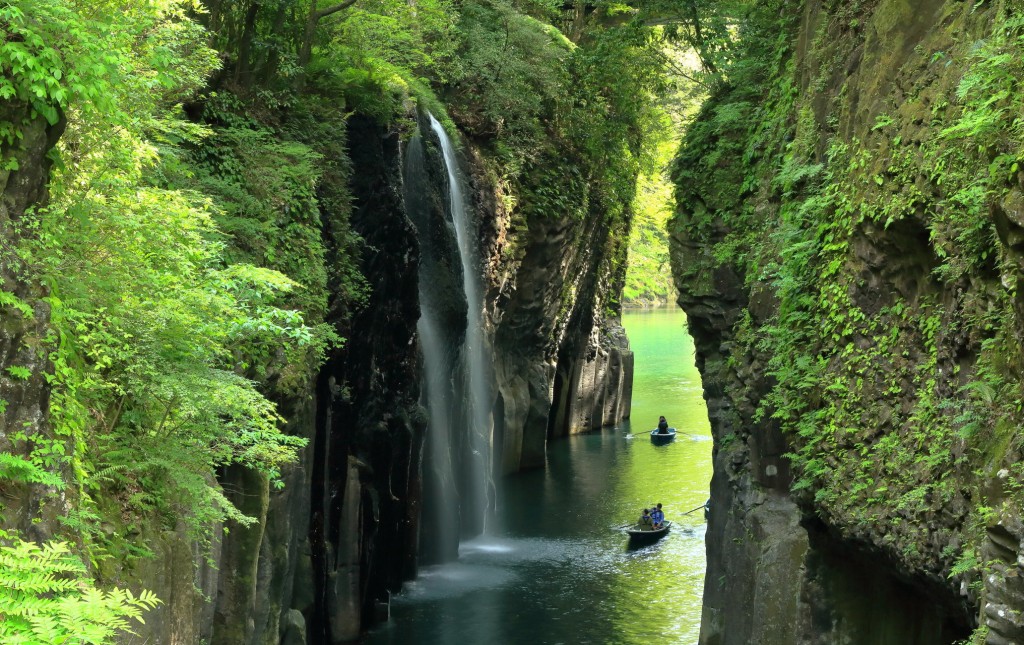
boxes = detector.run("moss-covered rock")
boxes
[671,0,1024,642]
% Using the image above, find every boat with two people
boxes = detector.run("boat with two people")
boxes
[625,504,671,544]
[626,520,671,544]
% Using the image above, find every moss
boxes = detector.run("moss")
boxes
[672,0,1024,589]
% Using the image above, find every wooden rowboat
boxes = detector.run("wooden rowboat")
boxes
[650,428,677,444]
[626,520,672,543]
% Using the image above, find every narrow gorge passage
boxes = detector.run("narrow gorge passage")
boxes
[12,2,1024,644]
[365,307,711,644]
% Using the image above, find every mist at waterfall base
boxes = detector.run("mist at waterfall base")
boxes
[365,308,712,644]
[404,115,494,564]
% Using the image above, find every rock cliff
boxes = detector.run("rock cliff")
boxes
[0,102,66,542]
[125,109,633,643]
[299,112,635,640]
[671,0,1024,643]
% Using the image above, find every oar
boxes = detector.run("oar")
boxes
[682,502,708,515]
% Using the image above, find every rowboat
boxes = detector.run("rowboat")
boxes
[626,520,671,543]
[650,428,677,444]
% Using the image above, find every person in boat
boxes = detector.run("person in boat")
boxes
[657,416,670,434]
[638,508,654,530]
[651,503,665,529]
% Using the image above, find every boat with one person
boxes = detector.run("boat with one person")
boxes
[650,428,677,444]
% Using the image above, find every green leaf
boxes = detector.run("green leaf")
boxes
[5,366,31,380]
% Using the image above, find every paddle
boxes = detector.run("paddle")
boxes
[682,502,708,515]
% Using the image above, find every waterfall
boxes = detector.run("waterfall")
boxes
[427,114,493,536]
[404,113,494,563]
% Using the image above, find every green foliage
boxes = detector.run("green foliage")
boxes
[0,2,738,642]
[449,0,572,170]
[669,0,1024,570]
[0,0,117,141]
[447,0,672,246]
[949,548,979,579]
[0,536,160,645]
[624,132,679,305]
[301,0,460,122]
[1,0,320,583]
[0,453,63,488]
[187,125,328,316]
[6,365,32,380]
[940,11,1024,146]
[0,290,35,318]
[328,0,460,82]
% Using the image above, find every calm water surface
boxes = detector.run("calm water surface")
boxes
[365,307,712,644]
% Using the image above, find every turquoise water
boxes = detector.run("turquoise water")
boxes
[365,307,712,644]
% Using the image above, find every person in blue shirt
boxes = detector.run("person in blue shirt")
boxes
[651,503,665,529]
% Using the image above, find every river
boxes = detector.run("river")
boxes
[364,307,712,644]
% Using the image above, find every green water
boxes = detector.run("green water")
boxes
[365,307,712,644]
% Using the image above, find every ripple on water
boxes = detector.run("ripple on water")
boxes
[394,562,515,603]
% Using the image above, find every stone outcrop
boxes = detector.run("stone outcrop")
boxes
[177,111,634,644]
[0,100,66,541]
[307,115,425,643]
[473,146,634,473]
[671,0,1024,643]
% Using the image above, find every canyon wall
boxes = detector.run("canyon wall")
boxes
[671,1,1024,643]
[108,108,633,643]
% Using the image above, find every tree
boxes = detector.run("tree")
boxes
[299,0,360,66]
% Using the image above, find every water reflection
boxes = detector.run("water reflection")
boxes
[364,308,710,644]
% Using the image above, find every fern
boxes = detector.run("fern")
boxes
[949,549,979,579]
[0,453,64,488]
[0,537,160,645]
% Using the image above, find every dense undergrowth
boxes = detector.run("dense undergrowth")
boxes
[671,0,1024,639]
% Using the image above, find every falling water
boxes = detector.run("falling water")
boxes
[427,114,493,536]
[404,114,493,562]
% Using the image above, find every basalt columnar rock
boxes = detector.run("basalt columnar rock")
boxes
[2,89,632,644]
[671,0,1024,643]
[298,113,635,640]
[468,143,634,474]
[195,111,632,644]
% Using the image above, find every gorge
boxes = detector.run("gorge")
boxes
[1,0,1024,644]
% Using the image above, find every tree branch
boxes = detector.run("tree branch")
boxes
[299,0,360,68]
[314,0,358,21]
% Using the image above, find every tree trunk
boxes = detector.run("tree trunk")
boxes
[235,1,262,86]
[298,0,359,68]
[257,1,291,84]
[687,1,717,74]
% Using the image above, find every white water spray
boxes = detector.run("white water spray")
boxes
[427,115,493,537]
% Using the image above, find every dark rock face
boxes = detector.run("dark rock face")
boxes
[0,101,67,541]
[286,115,637,639]
[480,163,634,473]
[672,0,1024,643]
[143,114,426,645]
[104,106,634,644]
[307,115,426,644]
[403,119,485,560]
[206,396,318,645]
